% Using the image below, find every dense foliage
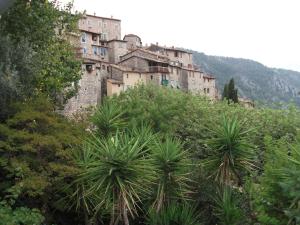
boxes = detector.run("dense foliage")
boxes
[0,0,81,121]
[61,84,300,225]
[1,1,300,224]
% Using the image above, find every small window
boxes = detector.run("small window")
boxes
[86,64,93,73]
[139,73,141,78]
[151,75,153,80]
[107,66,110,72]
[98,21,102,27]
[204,88,207,94]
[103,22,107,28]
[92,34,97,41]
[87,20,91,25]
[176,68,179,75]
[102,65,106,70]
[207,88,210,94]
[93,46,97,55]
[118,84,121,87]
[81,32,87,43]
[174,51,178,57]
[126,74,128,78]
[100,48,107,56]
[82,47,87,54]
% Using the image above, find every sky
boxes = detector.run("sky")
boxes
[61,0,300,71]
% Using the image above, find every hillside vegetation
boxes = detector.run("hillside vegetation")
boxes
[192,51,300,106]
[1,1,300,224]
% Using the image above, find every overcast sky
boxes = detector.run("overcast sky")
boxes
[61,0,300,71]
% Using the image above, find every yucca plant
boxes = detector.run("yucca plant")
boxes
[147,202,201,225]
[204,115,255,185]
[213,186,244,225]
[66,144,101,225]
[150,137,192,212]
[78,130,155,225]
[91,100,127,138]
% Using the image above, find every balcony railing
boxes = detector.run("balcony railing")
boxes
[148,66,169,73]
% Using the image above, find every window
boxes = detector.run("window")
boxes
[174,51,178,57]
[98,21,102,27]
[204,88,207,94]
[170,67,173,73]
[82,47,87,54]
[86,64,93,73]
[102,65,106,70]
[207,88,210,94]
[100,48,107,56]
[161,74,167,80]
[126,74,128,78]
[92,34,97,41]
[139,73,142,78]
[87,20,91,25]
[81,32,87,43]
[118,42,123,48]
[118,84,121,87]
[103,22,107,28]
[93,46,97,55]
[176,68,179,75]
[151,75,153,80]
[100,33,108,41]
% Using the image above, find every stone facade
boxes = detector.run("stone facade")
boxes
[123,34,142,50]
[63,13,218,116]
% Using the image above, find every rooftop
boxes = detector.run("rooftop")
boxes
[84,14,121,22]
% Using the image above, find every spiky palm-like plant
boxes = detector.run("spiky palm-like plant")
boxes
[151,137,191,212]
[147,202,201,225]
[213,186,243,225]
[91,100,127,138]
[204,115,255,185]
[67,144,100,225]
[79,131,155,225]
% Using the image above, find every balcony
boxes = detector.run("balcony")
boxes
[148,66,169,73]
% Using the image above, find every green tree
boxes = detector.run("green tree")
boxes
[223,78,238,103]
[203,115,255,186]
[73,130,155,225]
[0,97,86,224]
[151,137,192,212]
[0,0,82,107]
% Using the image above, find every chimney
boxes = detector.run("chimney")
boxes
[94,12,96,16]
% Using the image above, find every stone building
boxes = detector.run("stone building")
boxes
[64,14,123,115]
[123,34,142,50]
[63,13,218,115]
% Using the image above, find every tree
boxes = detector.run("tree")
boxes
[0,0,82,107]
[151,137,191,212]
[203,115,255,186]
[222,78,238,103]
[222,84,229,100]
[74,130,155,225]
[0,97,86,224]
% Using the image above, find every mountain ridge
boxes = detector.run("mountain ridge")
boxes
[191,50,300,106]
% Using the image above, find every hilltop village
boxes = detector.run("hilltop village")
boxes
[64,13,218,115]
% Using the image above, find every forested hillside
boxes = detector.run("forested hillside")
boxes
[192,51,300,106]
